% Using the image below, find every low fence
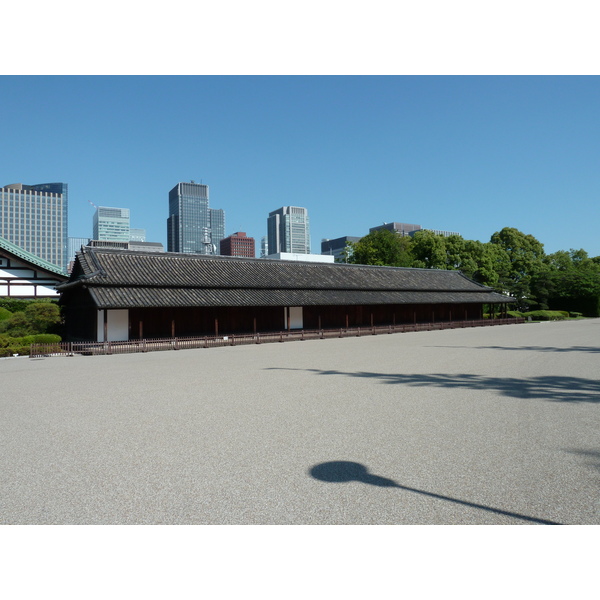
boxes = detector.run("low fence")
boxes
[30,317,524,358]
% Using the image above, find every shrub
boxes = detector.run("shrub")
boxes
[569,312,583,318]
[507,310,524,318]
[0,333,61,357]
[0,307,12,322]
[28,334,62,344]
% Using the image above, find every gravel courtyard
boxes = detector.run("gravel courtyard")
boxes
[1,319,599,525]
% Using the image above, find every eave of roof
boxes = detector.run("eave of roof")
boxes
[59,247,515,309]
[86,286,514,309]
[0,235,68,278]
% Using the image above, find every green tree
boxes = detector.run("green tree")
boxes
[489,227,546,309]
[25,302,61,333]
[0,300,61,336]
[538,249,600,316]
[347,229,413,267]
[410,230,447,269]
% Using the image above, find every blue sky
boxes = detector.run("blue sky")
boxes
[2,75,599,257]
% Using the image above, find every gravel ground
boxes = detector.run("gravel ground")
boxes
[1,319,599,524]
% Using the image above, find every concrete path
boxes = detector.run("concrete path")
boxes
[1,319,599,524]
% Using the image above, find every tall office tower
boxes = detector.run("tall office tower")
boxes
[0,182,68,272]
[267,206,310,254]
[209,208,225,255]
[68,236,91,273]
[93,206,131,242]
[129,228,146,242]
[167,181,226,254]
[260,236,269,258]
[220,232,256,258]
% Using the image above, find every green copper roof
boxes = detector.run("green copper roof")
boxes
[0,236,68,277]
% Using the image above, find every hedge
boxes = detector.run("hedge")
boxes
[0,333,62,357]
[522,310,569,321]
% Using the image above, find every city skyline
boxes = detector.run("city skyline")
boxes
[2,76,600,259]
[0,181,68,271]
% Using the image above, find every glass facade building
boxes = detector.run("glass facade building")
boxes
[167,182,225,255]
[93,206,131,242]
[267,206,311,255]
[0,182,68,272]
[129,228,146,242]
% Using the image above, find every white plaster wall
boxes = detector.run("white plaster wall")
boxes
[97,309,129,342]
[289,306,303,329]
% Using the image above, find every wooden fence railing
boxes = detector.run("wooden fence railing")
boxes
[29,318,525,358]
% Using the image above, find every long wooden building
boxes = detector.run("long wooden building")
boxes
[58,246,514,342]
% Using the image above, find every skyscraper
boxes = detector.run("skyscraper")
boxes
[0,182,68,272]
[129,228,146,242]
[267,206,310,255]
[93,206,131,242]
[167,181,225,254]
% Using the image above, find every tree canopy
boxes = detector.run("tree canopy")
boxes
[345,227,600,316]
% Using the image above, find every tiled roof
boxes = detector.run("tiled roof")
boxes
[60,247,513,308]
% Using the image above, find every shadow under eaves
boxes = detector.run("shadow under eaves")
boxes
[309,461,560,525]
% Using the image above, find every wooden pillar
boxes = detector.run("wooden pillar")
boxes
[103,310,108,342]
[171,319,175,338]
[253,316,257,334]
[345,314,349,329]
[139,320,143,339]
[318,315,321,330]
[215,318,218,337]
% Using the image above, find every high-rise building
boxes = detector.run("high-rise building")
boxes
[369,222,422,236]
[409,228,461,238]
[260,236,269,258]
[0,182,68,272]
[220,232,255,258]
[321,236,362,261]
[68,236,91,273]
[167,181,226,255]
[129,228,146,242]
[267,206,310,255]
[93,206,130,242]
[209,208,225,254]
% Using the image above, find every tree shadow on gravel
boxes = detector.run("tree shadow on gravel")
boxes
[309,461,560,525]
[427,345,600,354]
[266,369,600,403]
[564,449,600,473]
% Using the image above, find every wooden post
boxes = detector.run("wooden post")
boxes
[171,319,175,338]
[253,317,257,334]
[139,320,143,340]
[215,318,219,337]
[318,315,321,330]
[103,310,108,342]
